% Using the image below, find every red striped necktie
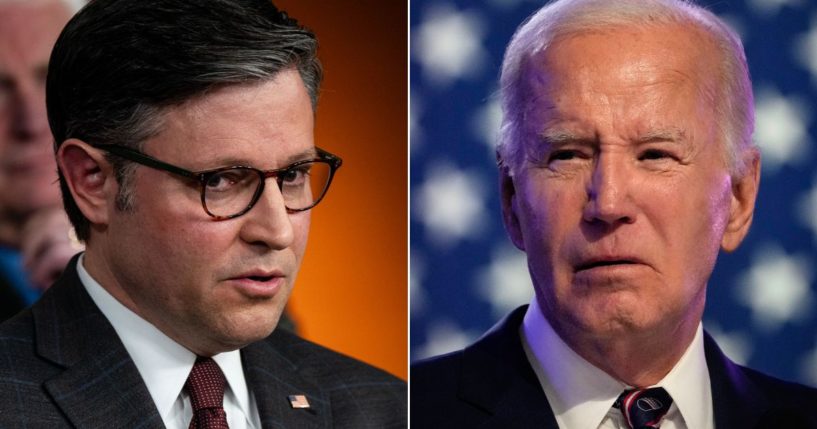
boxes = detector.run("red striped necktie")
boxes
[614,387,673,429]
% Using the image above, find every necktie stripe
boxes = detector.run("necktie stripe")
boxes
[616,387,673,429]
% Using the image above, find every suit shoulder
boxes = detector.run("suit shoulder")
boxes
[741,364,817,401]
[411,349,464,386]
[266,329,404,387]
[260,329,406,428]
[411,350,469,424]
[0,308,62,421]
[0,308,37,368]
[727,362,817,426]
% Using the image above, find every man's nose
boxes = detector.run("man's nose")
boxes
[582,154,636,226]
[9,81,49,142]
[238,182,296,250]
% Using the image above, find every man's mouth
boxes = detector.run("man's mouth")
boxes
[227,270,285,298]
[245,274,275,282]
[575,258,641,272]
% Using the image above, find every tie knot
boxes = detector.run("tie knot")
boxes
[615,387,673,429]
[185,357,227,411]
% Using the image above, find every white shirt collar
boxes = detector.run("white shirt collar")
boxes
[521,298,712,429]
[77,254,256,428]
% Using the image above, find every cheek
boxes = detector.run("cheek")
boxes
[675,173,732,245]
[644,172,731,284]
[291,212,311,260]
[515,177,586,283]
[517,177,584,244]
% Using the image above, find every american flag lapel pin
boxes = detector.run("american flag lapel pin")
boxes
[288,394,310,409]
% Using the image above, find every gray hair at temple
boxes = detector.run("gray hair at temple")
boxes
[496,0,755,177]
[46,0,322,241]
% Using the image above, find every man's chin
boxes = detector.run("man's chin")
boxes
[559,301,654,339]
[218,309,283,348]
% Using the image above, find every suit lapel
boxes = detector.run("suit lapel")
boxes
[704,331,769,428]
[242,333,330,428]
[33,257,164,429]
[460,307,560,429]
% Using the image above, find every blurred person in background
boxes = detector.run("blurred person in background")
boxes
[0,0,83,321]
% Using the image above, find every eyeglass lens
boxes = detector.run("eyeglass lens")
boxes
[203,161,332,217]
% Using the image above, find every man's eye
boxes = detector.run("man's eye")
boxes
[549,150,580,162]
[639,149,672,161]
[281,165,311,186]
[205,170,253,192]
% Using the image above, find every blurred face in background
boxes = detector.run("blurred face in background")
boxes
[0,0,73,225]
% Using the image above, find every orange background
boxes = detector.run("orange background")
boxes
[274,1,407,380]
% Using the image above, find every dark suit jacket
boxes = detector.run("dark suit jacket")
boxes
[0,269,25,322]
[0,259,406,428]
[411,306,817,428]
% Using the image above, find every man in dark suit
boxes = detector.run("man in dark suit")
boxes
[0,0,405,427]
[412,0,817,428]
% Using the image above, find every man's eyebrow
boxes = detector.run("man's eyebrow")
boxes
[636,128,687,144]
[538,130,594,146]
[283,147,319,165]
[202,148,318,170]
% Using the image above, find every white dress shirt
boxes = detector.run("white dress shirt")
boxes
[77,254,262,429]
[521,298,714,429]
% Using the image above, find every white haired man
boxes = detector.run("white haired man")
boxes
[0,0,84,321]
[412,0,817,428]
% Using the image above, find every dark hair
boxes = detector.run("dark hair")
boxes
[47,0,322,241]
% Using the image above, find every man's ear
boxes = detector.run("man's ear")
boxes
[721,150,761,252]
[499,160,525,251]
[56,139,115,227]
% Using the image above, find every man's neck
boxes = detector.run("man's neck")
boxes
[547,307,702,387]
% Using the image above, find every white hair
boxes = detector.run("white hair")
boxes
[497,0,756,177]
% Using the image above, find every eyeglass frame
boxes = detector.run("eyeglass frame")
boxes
[88,142,343,220]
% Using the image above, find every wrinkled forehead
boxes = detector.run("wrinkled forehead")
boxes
[518,24,722,108]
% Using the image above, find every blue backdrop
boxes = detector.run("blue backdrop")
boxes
[410,0,817,386]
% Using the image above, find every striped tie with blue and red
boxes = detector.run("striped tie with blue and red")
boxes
[614,387,673,429]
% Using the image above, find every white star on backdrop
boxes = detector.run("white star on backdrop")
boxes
[470,97,503,153]
[416,320,478,359]
[736,245,814,332]
[795,14,817,88]
[414,163,489,247]
[753,86,811,173]
[748,0,804,16]
[412,3,488,87]
[476,244,534,319]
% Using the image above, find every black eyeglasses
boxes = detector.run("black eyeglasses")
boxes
[90,143,342,220]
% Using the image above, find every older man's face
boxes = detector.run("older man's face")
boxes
[502,26,758,342]
[94,70,313,355]
[0,1,71,219]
